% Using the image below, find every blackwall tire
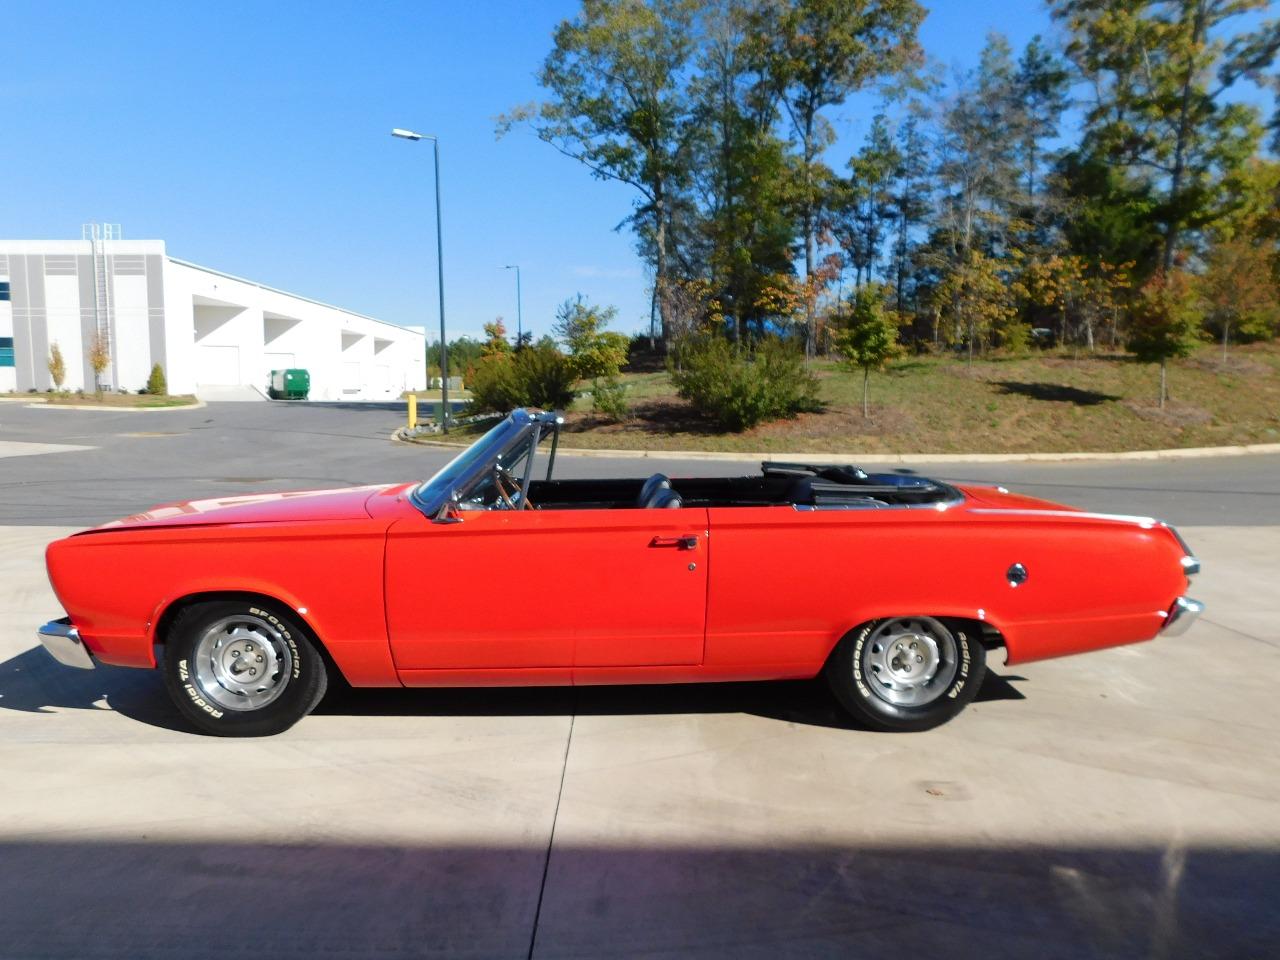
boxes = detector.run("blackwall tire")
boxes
[825,617,986,733]
[161,599,328,737]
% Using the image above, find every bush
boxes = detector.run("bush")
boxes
[145,363,167,396]
[515,343,578,409]
[591,376,628,421]
[668,336,820,431]
[466,344,577,413]
[47,343,66,390]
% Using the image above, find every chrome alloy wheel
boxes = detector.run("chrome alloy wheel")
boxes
[191,614,294,712]
[860,616,959,708]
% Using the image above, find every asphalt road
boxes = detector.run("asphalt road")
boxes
[1,400,1278,526]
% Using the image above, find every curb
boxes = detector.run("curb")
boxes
[22,399,207,413]
[392,428,1280,464]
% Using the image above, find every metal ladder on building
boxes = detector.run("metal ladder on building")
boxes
[82,222,121,389]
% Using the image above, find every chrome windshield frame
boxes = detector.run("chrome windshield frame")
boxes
[408,409,563,519]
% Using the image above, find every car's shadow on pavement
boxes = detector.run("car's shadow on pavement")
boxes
[318,671,1026,730]
[0,646,190,732]
[0,645,1026,735]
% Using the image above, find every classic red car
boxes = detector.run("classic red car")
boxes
[38,409,1202,737]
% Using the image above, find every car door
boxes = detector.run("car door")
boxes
[384,507,710,671]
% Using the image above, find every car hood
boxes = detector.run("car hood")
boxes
[94,485,396,530]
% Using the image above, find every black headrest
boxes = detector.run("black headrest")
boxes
[637,472,671,507]
[649,488,682,509]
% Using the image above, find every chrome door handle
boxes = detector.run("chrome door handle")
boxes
[650,535,698,551]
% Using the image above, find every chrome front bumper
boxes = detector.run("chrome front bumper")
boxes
[37,618,95,669]
[1161,597,1204,637]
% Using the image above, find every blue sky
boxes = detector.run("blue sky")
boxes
[0,2,1269,342]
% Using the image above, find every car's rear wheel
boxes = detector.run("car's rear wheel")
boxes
[825,616,986,732]
[161,599,328,737]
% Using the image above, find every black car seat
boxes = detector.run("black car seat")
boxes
[636,473,670,507]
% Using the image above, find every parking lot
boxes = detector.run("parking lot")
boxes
[2,401,1278,959]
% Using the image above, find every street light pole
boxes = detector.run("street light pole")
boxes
[392,127,450,432]
[504,264,522,348]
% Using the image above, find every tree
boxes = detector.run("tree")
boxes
[1021,254,1093,351]
[553,295,631,419]
[933,37,1024,284]
[1051,0,1275,272]
[1013,36,1071,209]
[88,332,110,400]
[553,296,629,380]
[1055,151,1164,283]
[688,0,797,342]
[1200,237,1280,358]
[503,0,700,347]
[760,0,925,355]
[1127,271,1203,407]
[886,113,931,320]
[481,318,511,357]
[835,283,901,416]
[47,343,66,391]
[836,114,900,292]
[146,363,167,396]
[933,249,1020,365]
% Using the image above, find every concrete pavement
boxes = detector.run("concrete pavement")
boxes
[1,400,1278,958]
[0,522,1277,959]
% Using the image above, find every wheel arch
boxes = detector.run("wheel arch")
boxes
[824,608,1011,669]
[150,590,343,679]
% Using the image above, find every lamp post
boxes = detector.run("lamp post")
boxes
[503,264,523,349]
[391,127,450,432]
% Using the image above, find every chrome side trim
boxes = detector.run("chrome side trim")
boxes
[1165,524,1200,576]
[1160,597,1204,638]
[37,618,95,670]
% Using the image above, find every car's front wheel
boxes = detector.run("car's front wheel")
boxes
[825,616,986,732]
[161,599,328,736]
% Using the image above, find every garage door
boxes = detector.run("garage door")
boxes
[264,352,296,370]
[342,361,362,394]
[197,345,241,384]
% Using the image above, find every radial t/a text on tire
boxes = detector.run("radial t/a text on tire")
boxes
[825,616,986,732]
[161,599,328,737]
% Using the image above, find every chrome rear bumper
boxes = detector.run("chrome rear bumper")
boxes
[37,618,95,669]
[1161,597,1204,637]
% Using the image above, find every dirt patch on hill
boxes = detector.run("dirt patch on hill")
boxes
[1122,400,1213,427]
[1186,355,1273,377]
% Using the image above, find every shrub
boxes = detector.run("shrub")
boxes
[145,363,167,396]
[1127,271,1203,408]
[668,336,820,431]
[514,343,578,409]
[591,376,628,421]
[466,354,524,413]
[833,285,901,417]
[467,344,577,413]
[47,344,66,390]
[554,297,629,380]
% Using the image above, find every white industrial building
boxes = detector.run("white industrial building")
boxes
[0,228,425,400]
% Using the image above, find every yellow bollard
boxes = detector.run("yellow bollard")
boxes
[407,394,417,430]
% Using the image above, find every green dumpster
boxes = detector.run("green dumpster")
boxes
[268,369,310,400]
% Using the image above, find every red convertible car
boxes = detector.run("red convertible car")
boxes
[38,409,1202,736]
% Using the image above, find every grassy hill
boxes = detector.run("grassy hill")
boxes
[546,342,1280,454]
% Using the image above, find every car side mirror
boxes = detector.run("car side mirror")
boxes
[433,491,464,525]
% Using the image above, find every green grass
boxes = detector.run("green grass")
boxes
[4,391,199,409]
[536,342,1280,454]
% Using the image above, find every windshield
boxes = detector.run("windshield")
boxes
[412,417,518,511]
[410,410,562,516]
